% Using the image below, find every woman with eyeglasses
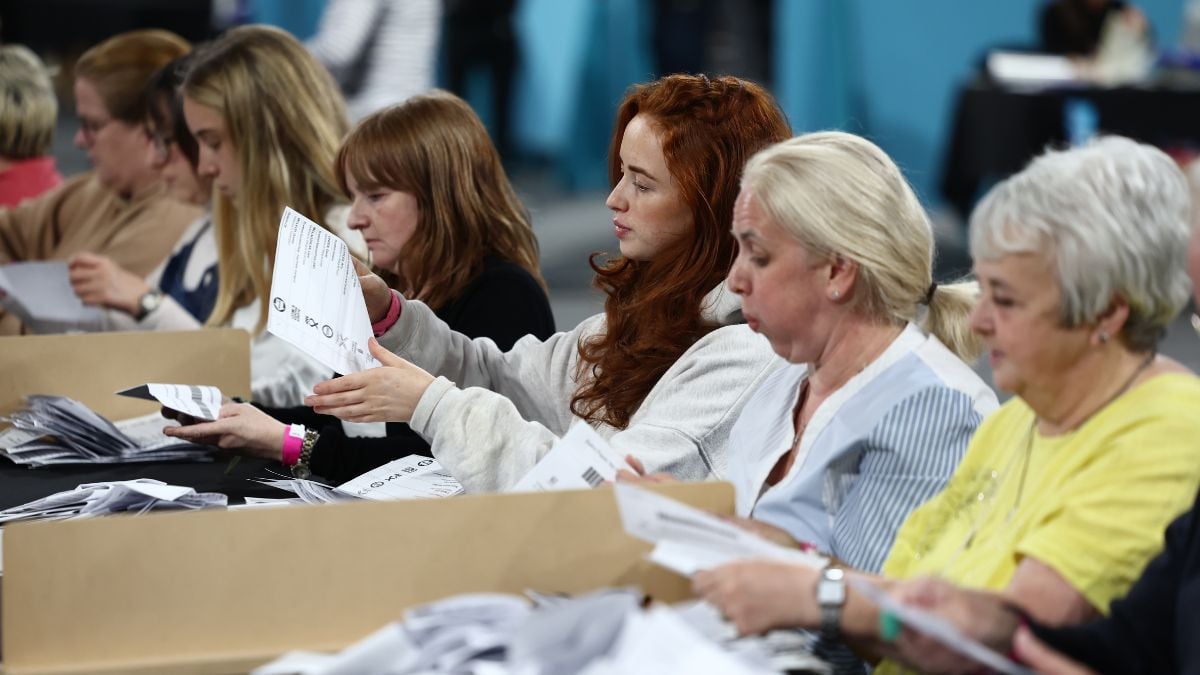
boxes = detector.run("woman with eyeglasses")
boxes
[0,30,201,335]
[69,54,219,328]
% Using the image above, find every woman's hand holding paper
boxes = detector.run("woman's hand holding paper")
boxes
[305,338,434,423]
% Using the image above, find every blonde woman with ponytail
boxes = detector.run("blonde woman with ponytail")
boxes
[702,131,997,579]
[172,25,358,406]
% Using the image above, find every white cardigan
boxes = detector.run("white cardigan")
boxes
[377,285,783,493]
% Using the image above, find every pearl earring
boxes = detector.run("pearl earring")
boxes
[1098,331,1110,344]
[831,290,841,300]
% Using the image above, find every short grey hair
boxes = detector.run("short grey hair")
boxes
[0,45,57,159]
[970,136,1191,351]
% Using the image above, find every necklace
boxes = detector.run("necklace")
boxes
[924,351,1157,572]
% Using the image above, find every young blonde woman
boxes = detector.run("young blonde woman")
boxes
[134,25,359,407]
[166,92,555,483]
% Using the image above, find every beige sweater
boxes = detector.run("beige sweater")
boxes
[0,171,201,334]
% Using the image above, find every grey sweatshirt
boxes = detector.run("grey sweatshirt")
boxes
[377,285,783,493]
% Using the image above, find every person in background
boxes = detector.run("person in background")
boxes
[165,91,555,483]
[1040,0,1147,57]
[0,30,200,334]
[305,74,791,493]
[69,54,217,328]
[306,0,441,121]
[0,45,63,207]
[130,25,355,407]
[694,137,1200,675]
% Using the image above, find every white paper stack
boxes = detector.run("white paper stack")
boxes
[254,589,790,675]
[0,479,227,525]
[0,396,210,466]
[248,456,463,506]
[613,482,827,576]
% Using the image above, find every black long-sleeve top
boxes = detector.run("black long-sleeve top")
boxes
[263,256,555,484]
[1032,488,1200,674]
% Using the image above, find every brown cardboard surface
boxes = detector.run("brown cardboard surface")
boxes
[1,481,733,675]
[0,329,251,422]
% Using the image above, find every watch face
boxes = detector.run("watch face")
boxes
[291,464,311,480]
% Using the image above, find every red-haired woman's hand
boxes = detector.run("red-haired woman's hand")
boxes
[305,338,433,423]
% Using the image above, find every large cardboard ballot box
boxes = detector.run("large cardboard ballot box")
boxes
[1,481,733,674]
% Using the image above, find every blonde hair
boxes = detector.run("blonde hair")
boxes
[0,45,57,158]
[742,131,982,361]
[336,91,546,311]
[184,25,349,333]
[74,29,190,124]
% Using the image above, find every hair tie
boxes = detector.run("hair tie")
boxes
[923,282,938,305]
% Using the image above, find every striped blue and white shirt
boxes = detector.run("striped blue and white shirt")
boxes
[728,322,998,573]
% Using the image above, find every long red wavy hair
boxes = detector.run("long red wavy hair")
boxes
[570,74,791,428]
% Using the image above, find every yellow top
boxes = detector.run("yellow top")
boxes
[877,374,1200,673]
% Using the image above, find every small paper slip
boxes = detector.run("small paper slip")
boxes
[266,207,379,375]
[613,482,826,576]
[336,455,464,500]
[513,422,631,492]
[116,383,223,421]
[849,578,1033,675]
[0,261,102,329]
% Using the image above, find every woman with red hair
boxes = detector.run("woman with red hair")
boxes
[306,74,791,492]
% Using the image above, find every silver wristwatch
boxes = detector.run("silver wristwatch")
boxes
[817,566,846,638]
[135,289,163,320]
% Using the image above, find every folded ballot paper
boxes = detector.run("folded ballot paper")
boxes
[116,383,223,421]
[0,260,102,332]
[0,395,209,466]
[512,422,632,492]
[266,207,379,376]
[614,482,827,576]
[241,455,465,508]
[0,479,227,525]
[254,589,794,675]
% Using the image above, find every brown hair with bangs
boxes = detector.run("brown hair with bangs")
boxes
[336,90,545,310]
[75,29,190,125]
[570,74,791,429]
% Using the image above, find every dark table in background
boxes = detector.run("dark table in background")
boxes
[940,78,1200,218]
[0,455,286,510]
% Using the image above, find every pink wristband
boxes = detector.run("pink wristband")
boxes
[281,424,305,466]
[372,290,402,336]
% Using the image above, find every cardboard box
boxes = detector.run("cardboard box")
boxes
[1,481,733,675]
[0,328,251,422]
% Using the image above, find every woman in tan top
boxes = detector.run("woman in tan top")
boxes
[0,29,201,334]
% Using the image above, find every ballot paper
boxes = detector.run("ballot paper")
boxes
[512,422,631,492]
[254,589,784,675]
[1,396,209,466]
[0,260,102,330]
[252,477,355,505]
[267,207,378,375]
[336,455,464,500]
[0,479,227,525]
[849,579,1033,675]
[613,482,827,576]
[116,383,223,421]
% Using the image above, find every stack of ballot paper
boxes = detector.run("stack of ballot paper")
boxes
[0,395,208,466]
[245,455,465,507]
[255,589,801,675]
[0,479,227,525]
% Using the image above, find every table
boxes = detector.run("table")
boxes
[940,78,1200,217]
[0,456,285,510]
